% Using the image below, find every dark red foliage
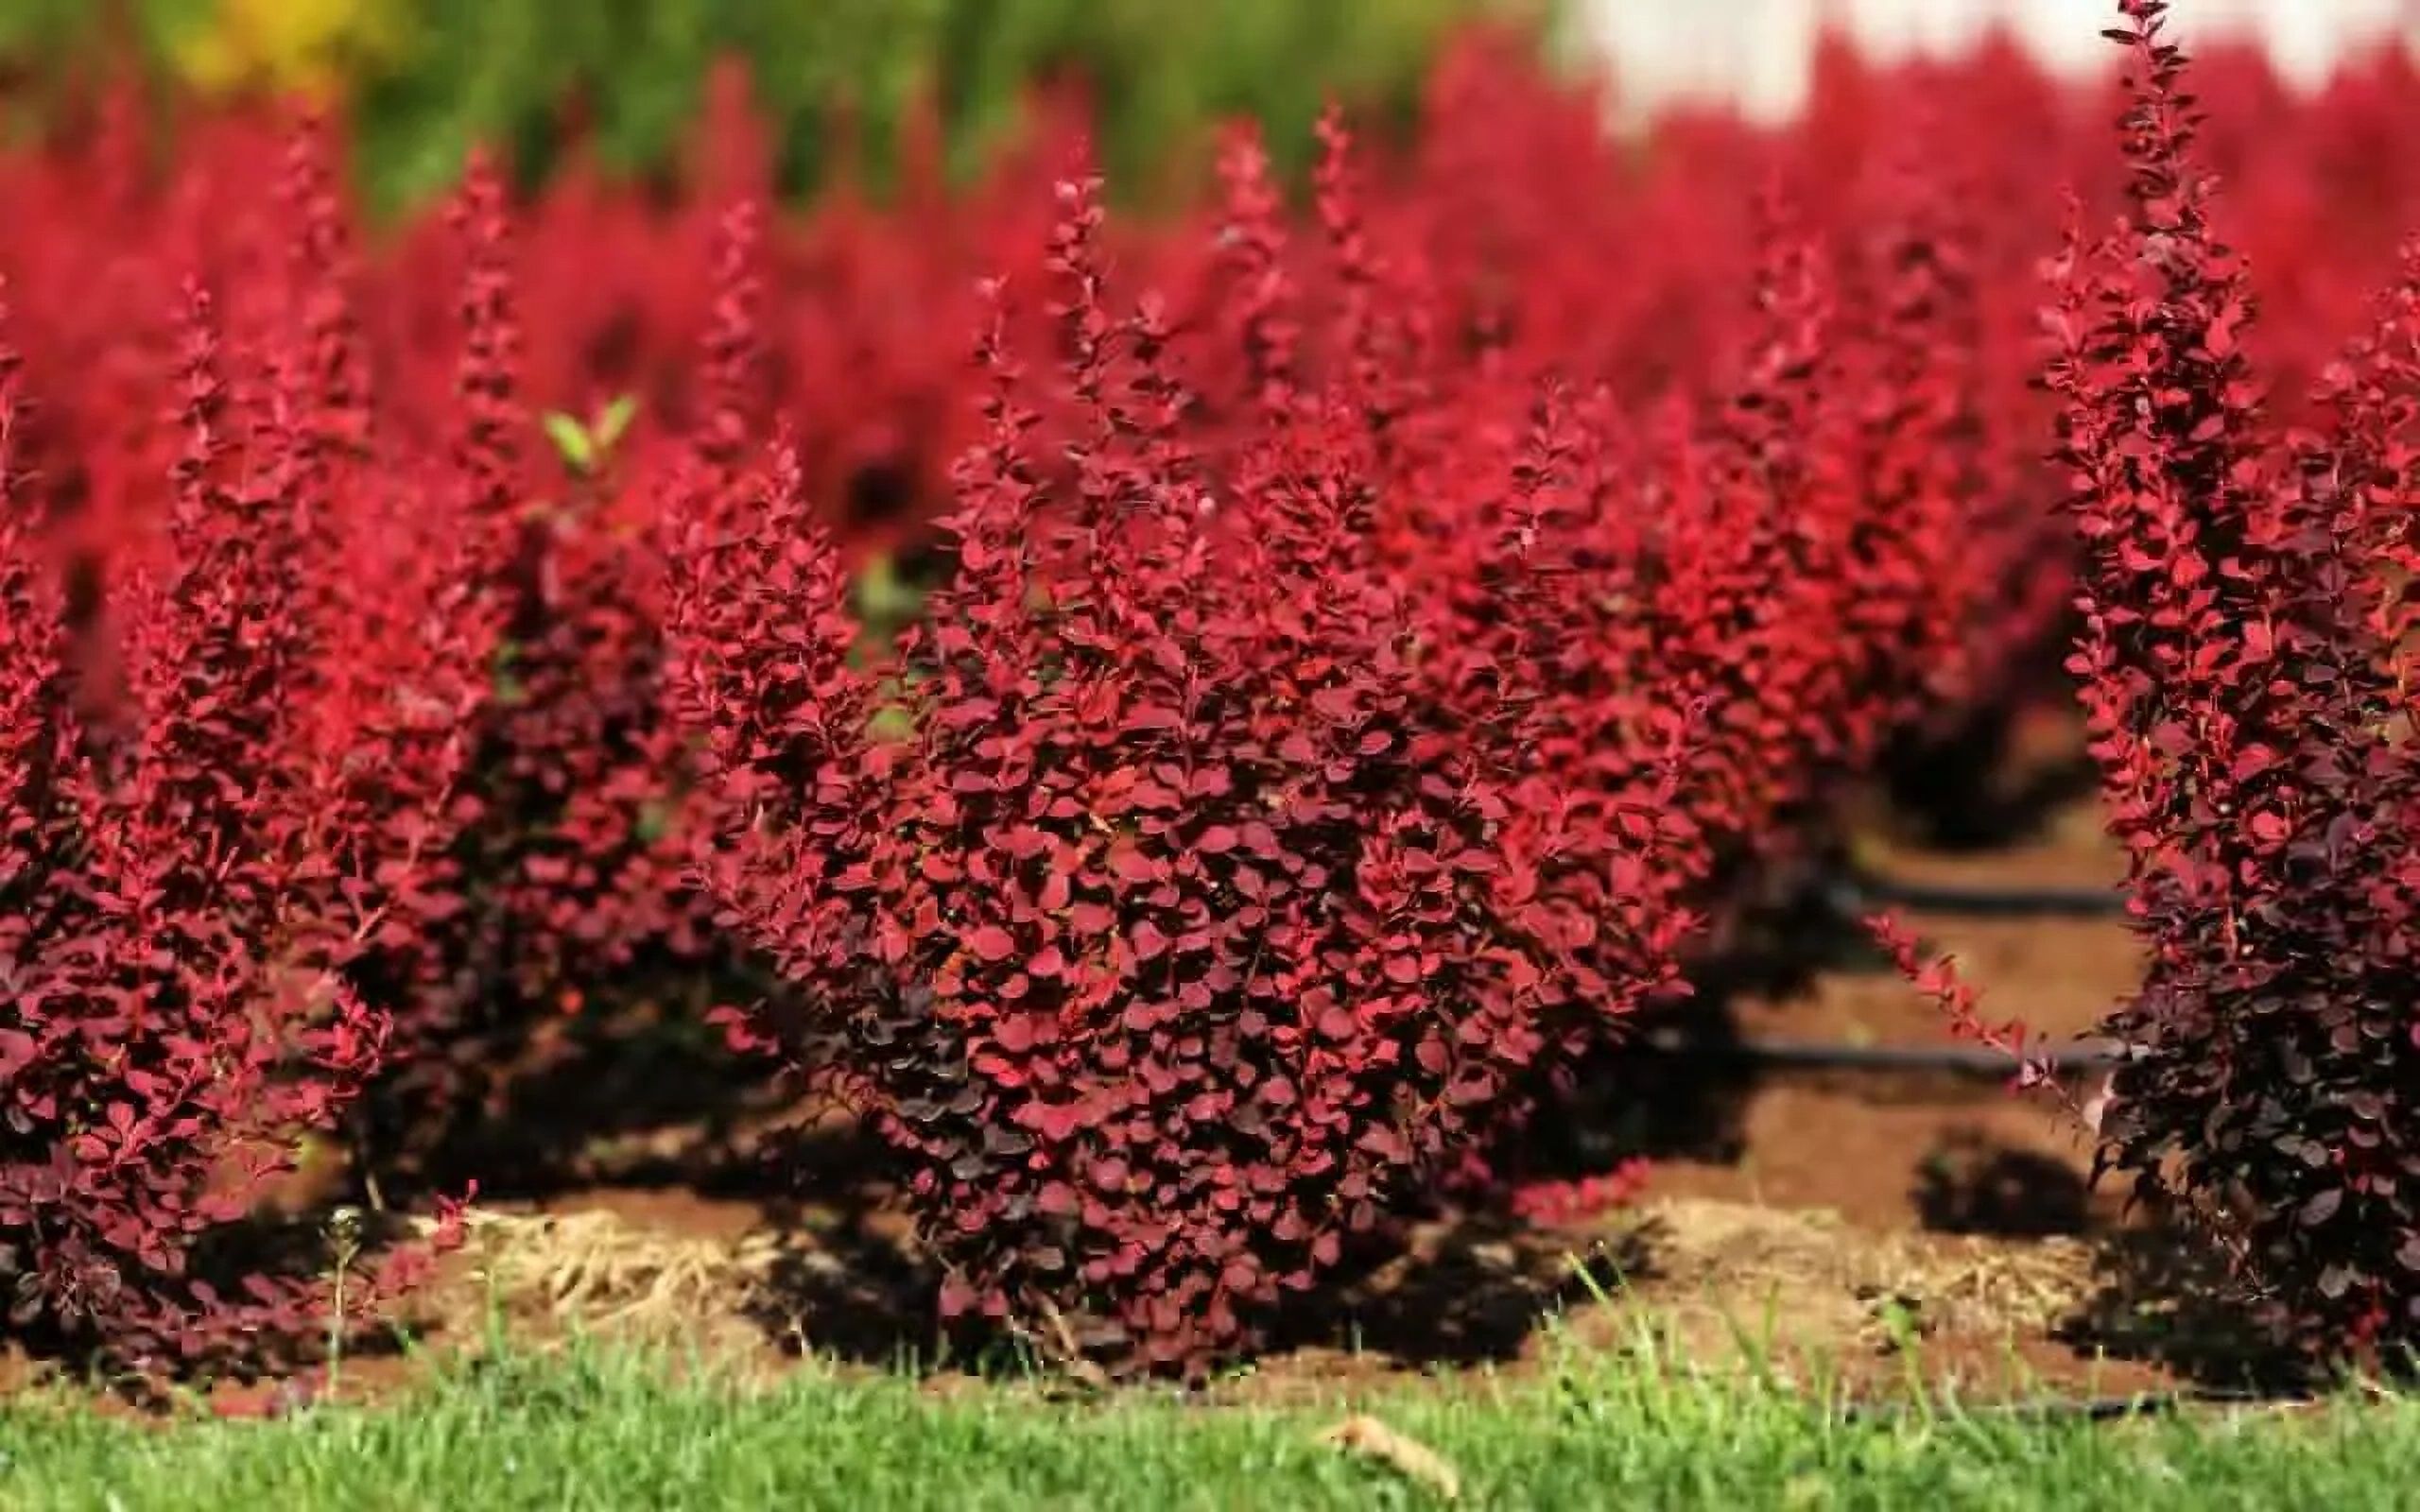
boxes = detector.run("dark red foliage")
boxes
[350,156,729,1177]
[672,162,1703,1373]
[0,270,481,1370]
[648,32,2274,1371]
[2040,1,2418,1359]
[10,7,2420,1376]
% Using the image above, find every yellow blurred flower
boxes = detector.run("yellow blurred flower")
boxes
[172,0,405,100]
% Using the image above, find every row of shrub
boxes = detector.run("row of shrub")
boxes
[0,7,2414,1377]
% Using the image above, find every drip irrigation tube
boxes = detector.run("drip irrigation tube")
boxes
[1833,871,2127,919]
[1633,1028,2134,1077]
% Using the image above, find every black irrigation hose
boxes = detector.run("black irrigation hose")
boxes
[1634,1027,2131,1078]
[1831,871,2128,920]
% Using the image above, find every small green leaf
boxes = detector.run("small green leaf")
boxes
[867,703,918,744]
[542,411,596,473]
[594,393,639,451]
[855,553,925,623]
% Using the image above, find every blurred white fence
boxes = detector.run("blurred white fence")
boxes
[1576,0,2417,121]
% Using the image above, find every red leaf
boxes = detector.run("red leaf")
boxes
[967,925,1017,963]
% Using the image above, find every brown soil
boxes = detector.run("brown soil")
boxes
[26,782,2280,1418]
[1658,803,2138,1230]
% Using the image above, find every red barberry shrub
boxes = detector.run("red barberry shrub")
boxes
[672,161,1690,1374]
[1606,199,1930,918]
[1838,165,2001,736]
[1243,113,1705,1078]
[0,275,476,1371]
[2042,0,2416,1358]
[1677,205,1865,857]
[19,1,2420,1377]
[1506,1162,1651,1228]
[353,156,728,1181]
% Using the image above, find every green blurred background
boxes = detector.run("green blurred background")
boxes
[0,0,1548,215]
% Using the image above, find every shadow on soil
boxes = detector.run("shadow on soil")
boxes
[2062,1240,2317,1393]
[1524,857,1896,1175]
[1911,1135,2092,1239]
[731,1189,1663,1374]
[1880,692,2103,853]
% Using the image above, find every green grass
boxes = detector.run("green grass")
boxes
[0,1335,2409,1511]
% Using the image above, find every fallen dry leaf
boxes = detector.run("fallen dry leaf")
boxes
[1320,1414,1461,1501]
